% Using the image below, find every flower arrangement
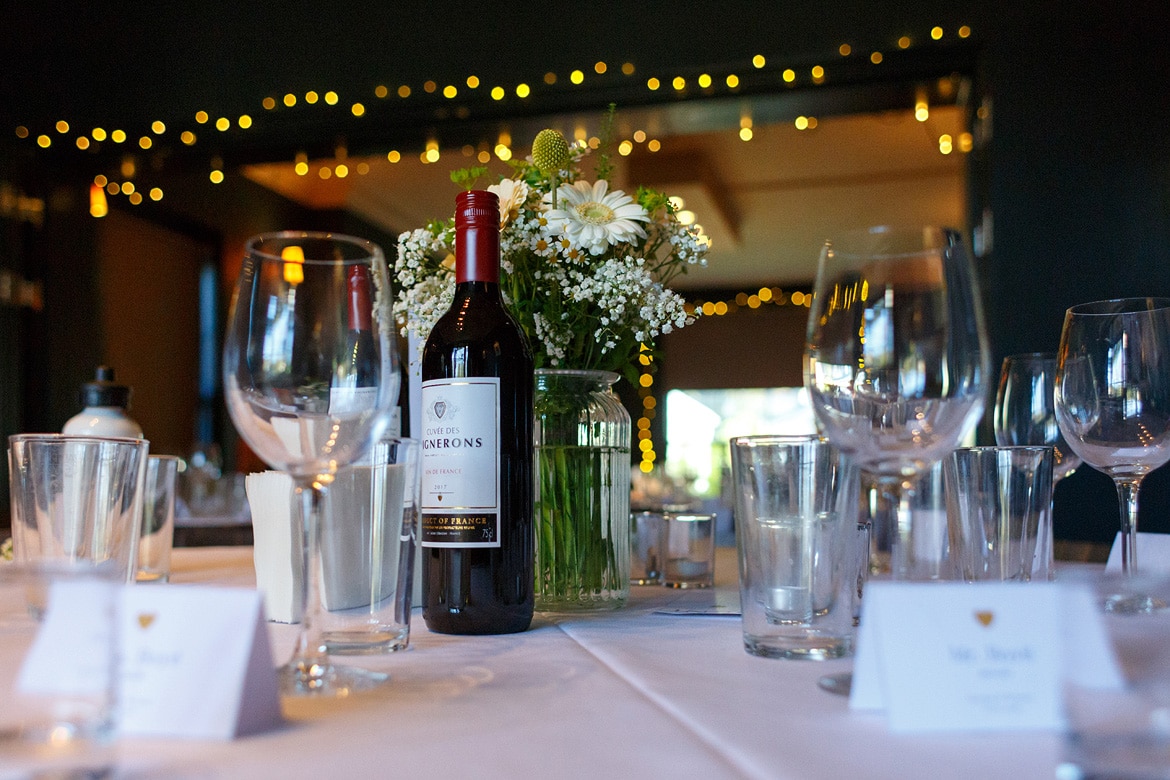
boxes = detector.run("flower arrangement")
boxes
[393,110,709,381]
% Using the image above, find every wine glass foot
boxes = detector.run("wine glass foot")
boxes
[1103,593,1169,615]
[279,660,389,697]
[817,672,852,697]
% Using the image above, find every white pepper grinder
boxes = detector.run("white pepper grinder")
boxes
[62,366,144,438]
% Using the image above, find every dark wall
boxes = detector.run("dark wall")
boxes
[980,1,1170,541]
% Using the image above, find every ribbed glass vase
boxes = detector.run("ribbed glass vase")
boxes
[533,369,631,611]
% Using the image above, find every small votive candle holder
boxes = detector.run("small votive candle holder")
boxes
[630,511,665,585]
[661,512,716,588]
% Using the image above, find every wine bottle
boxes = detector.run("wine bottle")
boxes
[420,189,535,635]
[330,264,380,416]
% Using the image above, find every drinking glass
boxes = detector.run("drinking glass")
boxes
[1054,298,1170,587]
[9,434,150,590]
[223,231,399,695]
[994,352,1081,580]
[995,353,1081,480]
[804,226,990,582]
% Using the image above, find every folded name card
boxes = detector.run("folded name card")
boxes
[118,584,282,739]
[1106,531,1170,575]
[850,582,1122,733]
[20,582,282,740]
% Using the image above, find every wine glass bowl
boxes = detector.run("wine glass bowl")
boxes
[804,225,989,581]
[1054,297,1170,583]
[225,233,397,479]
[994,352,1081,482]
[223,231,399,694]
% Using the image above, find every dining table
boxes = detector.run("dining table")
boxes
[1,545,1070,779]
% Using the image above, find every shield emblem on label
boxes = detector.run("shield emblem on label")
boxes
[434,401,447,419]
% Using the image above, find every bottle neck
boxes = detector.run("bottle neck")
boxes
[455,220,500,284]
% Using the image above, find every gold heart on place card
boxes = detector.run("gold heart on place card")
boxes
[974,610,994,628]
[137,613,157,630]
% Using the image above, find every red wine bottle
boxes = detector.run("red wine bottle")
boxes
[330,264,380,416]
[420,190,535,635]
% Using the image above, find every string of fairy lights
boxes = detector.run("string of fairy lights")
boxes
[6,23,972,450]
[8,23,973,218]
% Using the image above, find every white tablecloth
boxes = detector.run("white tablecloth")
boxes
[1,547,1063,779]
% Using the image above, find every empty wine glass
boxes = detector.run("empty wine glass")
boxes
[994,352,1082,580]
[223,232,399,695]
[804,226,990,583]
[1054,298,1170,590]
[995,353,1081,479]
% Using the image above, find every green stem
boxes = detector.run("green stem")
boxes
[536,445,624,601]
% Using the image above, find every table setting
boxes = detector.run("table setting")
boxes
[4,123,1170,779]
[0,545,1069,780]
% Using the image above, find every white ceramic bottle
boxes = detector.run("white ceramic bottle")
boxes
[62,366,144,438]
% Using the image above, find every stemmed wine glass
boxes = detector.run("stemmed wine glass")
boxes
[223,231,399,695]
[994,353,1082,580]
[1054,298,1170,587]
[804,226,990,585]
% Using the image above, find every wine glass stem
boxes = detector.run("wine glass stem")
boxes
[290,478,330,690]
[1114,477,1141,575]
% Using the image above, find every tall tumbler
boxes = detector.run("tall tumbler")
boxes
[730,435,859,660]
[944,446,1054,582]
[9,433,150,589]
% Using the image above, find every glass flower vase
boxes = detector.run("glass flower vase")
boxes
[534,369,632,611]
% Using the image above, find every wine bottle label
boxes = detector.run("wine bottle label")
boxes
[419,377,501,548]
[329,386,379,415]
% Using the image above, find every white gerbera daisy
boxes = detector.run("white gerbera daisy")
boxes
[487,178,530,228]
[542,180,649,256]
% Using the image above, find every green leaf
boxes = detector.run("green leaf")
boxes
[449,166,489,190]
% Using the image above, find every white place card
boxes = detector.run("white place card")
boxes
[118,584,282,739]
[850,582,1119,733]
[18,578,120,698]
[1106,531,1170,575]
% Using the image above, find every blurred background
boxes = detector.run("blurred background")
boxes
[1,0,1167,547]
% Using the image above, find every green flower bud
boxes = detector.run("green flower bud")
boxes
[532,129,570,174]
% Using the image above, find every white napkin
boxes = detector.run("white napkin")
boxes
[245,471,302,623]
[1105,531,1170,575]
